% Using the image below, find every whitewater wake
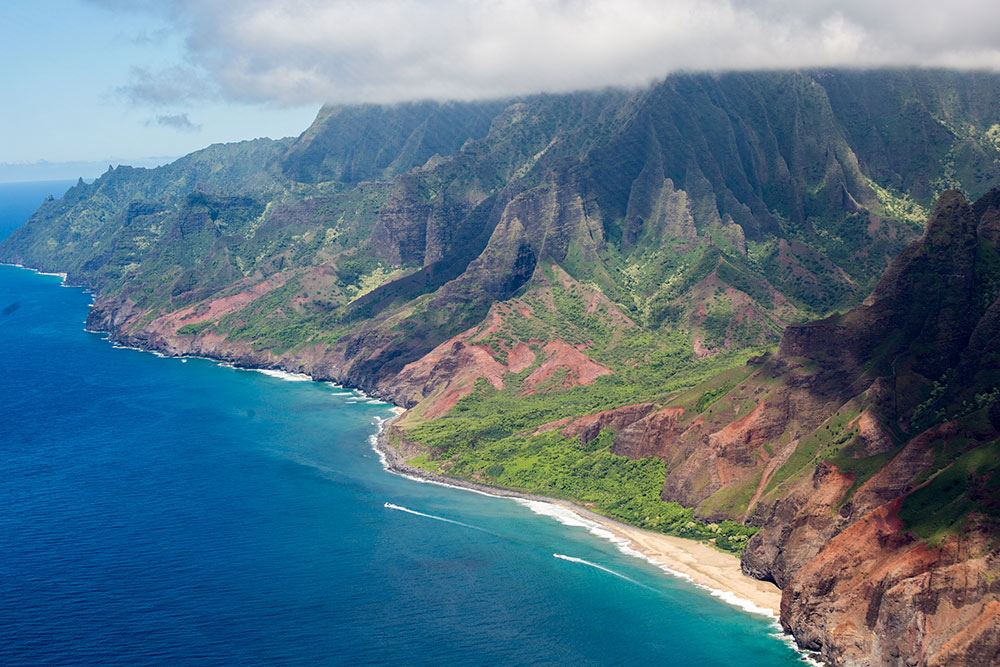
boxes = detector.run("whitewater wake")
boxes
[384,502,495,535]
[553,554,657,592]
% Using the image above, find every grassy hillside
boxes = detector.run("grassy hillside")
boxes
[5,69,1000,663]
[4,72,1000,553]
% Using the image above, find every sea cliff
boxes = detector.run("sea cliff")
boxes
[6,69,1000,664]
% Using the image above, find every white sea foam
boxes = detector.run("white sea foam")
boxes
[708,589,780,618]
[110,342,167,357]
[24,266,809,660]
[513,497,782,618]
[368,421,501,499]
[515,499,637,554]
[369,428,388,468]
[372,440,505,499]
[769,631,825,666]
[513,497,827,660]
[516,499,828,663]
[254,368,311,382]
[368,401,814,660]
[384,502,494,534]
[553,553,657,591]
[2,262,67,284]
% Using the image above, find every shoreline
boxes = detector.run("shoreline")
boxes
[7,262,794,652]
[371,414,784,619]
[2,262,68,281]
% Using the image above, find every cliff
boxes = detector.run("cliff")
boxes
[5,69,1000,664]
[8,70,1000,405]
[455,189,1000,665]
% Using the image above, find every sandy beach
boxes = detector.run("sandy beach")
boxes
[373,415,782,618]
[567,505,782,615]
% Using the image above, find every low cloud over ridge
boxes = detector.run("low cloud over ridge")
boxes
[97,0,1000,106]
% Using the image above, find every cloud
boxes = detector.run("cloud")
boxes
[94,0,1000,106]
[118,66,215,106]
[153,113,201,132]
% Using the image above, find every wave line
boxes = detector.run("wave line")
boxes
[553,553,657,591]
[384,502,494,534]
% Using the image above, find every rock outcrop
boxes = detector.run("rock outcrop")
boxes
[614,189,1000,665]
[7,71,1000,666]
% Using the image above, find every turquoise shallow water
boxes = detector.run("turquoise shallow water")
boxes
[0,181,807,665]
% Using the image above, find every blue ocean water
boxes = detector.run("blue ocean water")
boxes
[0,180,76,240]
[0,182,806,666]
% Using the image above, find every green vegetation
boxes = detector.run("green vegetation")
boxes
[910,370,956,433]
[694,368,750,413]
[763,403,864,499]
[701,298,733,348]
[176,320,213,336]
[864,177,930,227]
[408,427,757,554]
[716,259,774,309]
[410,336,760,449]
[899,439,1000,544]
[5,70,1000,564]
[397,318,766,554]
[698,472,762,520]
[828,447,903,508]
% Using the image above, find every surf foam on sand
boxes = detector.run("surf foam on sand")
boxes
[515,497,780,618]
[370,404,818,663]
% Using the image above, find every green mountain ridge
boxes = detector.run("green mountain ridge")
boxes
[5,69,1000,665]
[11,71,1000,392]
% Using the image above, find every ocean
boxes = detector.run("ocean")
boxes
[0,180,807,665]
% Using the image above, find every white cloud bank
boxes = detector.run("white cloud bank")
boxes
[98,0,1000,105]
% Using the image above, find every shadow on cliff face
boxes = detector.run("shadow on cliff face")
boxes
[680,188,1000,665]
[535,187,1000,664]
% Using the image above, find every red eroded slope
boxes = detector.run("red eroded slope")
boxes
[522,341,613,393]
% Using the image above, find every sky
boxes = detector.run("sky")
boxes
[1,1,318,180]
[3,0,1000,181]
